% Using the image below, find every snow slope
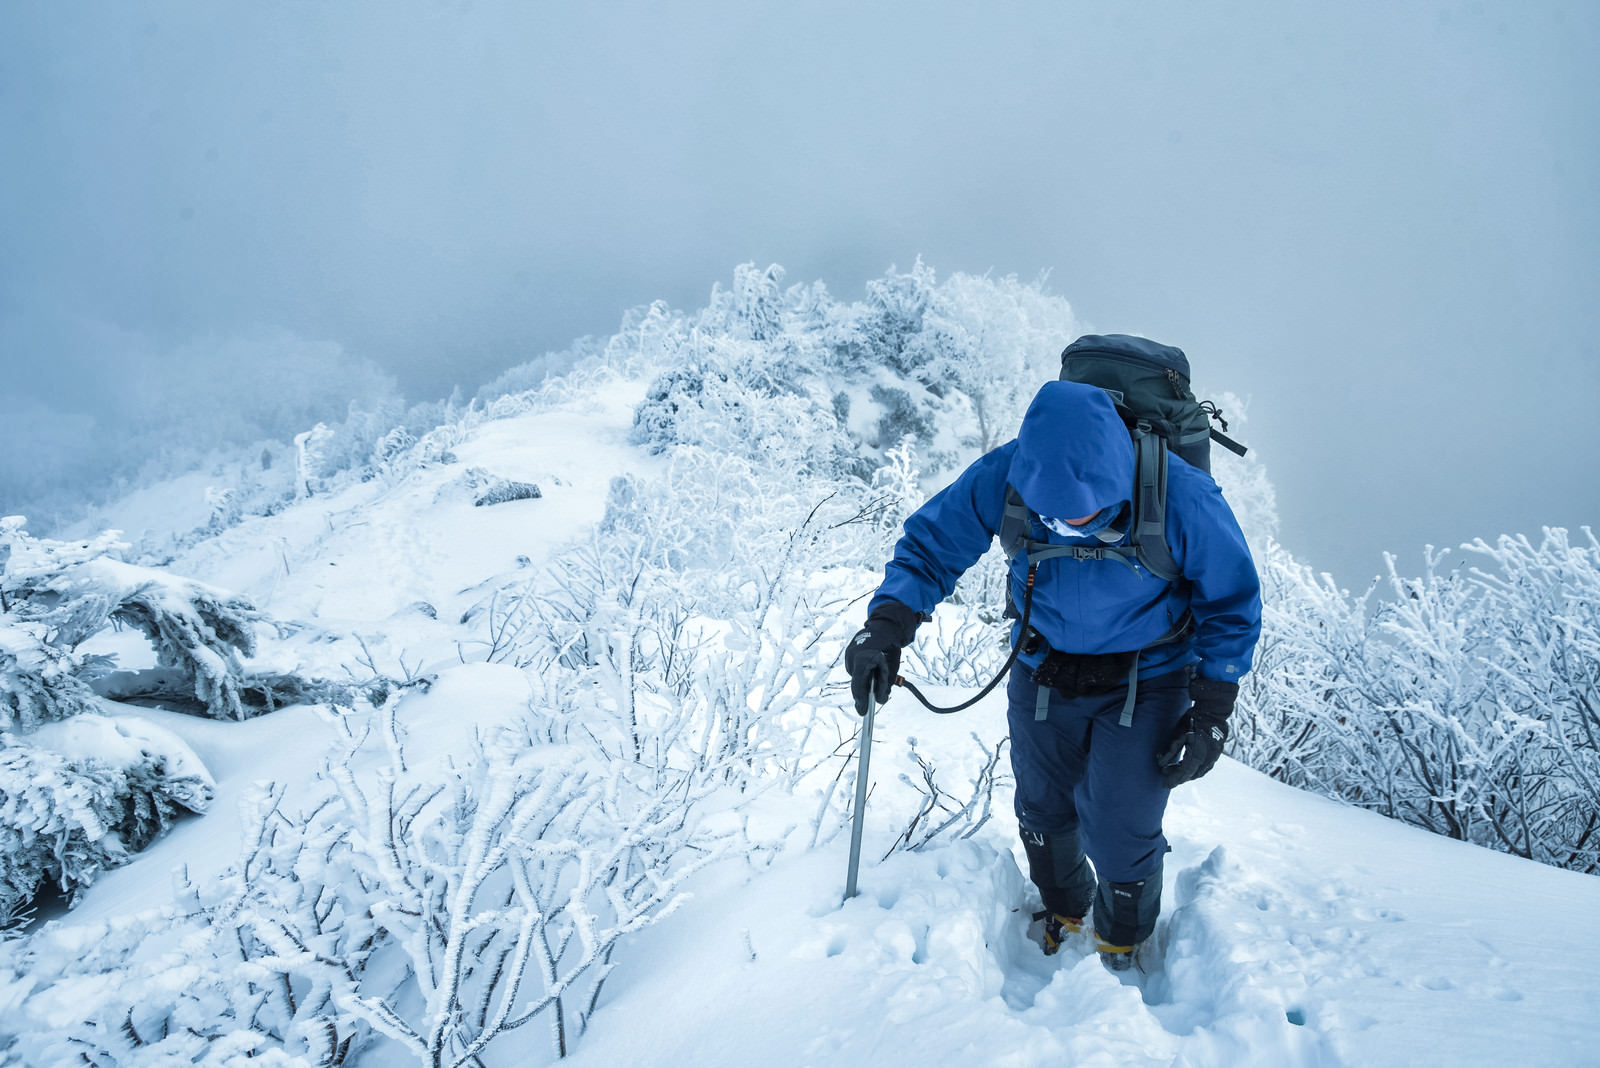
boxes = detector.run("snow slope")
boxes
[562,695,1600,1068]
[21,368,1600,1067]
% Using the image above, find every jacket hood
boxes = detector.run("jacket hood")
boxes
[1009,380,1134,521]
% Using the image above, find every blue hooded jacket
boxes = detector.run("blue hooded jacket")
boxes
[869,380,1261,684]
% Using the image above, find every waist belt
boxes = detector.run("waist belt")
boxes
[1024,612,1196,727]
[1032,648,1137,698]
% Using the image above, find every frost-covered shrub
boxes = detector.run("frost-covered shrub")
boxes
[1234,528,1600,874]
[596,447,888,588]
[0,697,729,1065]
[475,343,598,406]
[700,261,788,342]
[906,270,1076,452]
[630,363,749,455]
[371,424,418,483]
[881,733,1011,858]
[0,782,365,1065]
[473,478,543,507]
[1462,529,1600,870]
[603,299,690,373]
[327,714,724,1064]
[331,393,473,491]
[312,399,407,481]
[0,719,213,926]
[630,354,860,482]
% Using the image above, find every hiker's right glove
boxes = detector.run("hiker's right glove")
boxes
[1157,677,1237,788]
[844,601,922,716]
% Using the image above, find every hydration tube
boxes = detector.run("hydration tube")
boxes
[894,563,1039,716]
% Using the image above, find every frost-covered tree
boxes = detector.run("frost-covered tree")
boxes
[907,270,1075,453]
[294,422,336,499]
[861,259,936,373]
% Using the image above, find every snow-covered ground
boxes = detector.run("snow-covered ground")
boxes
[566,745,1600,1068]
[10,365,1600,1066]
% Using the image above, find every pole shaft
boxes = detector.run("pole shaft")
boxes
[843,694,876,901]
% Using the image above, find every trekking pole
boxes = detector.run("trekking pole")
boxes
[843,691,876,902]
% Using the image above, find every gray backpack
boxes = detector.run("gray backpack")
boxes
[998,334,1247,582]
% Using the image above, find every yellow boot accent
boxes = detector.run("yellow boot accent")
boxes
[1035,911,1083,955]
[1093,931,1140,972]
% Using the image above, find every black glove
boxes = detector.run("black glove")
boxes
[1157,677,1238,788]
[843,601,922,716]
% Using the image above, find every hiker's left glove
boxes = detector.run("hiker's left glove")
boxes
[843,601,922,716]
[1157,677,1237,788]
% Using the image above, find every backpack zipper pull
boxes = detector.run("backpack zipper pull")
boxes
[1200,399,1230,432]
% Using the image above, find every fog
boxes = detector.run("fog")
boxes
[3,1,1596,586]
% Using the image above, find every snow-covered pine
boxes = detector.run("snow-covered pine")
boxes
[8,551,261,721]
[0,719,213,926]
[1,515,374,928]
[0,780,366,1065]
[0,620,103,732]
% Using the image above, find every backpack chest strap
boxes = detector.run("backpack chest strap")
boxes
[1020,540,1143,575]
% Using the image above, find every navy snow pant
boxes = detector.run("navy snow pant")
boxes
[1007,664,1190,948]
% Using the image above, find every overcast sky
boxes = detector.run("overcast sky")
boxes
[3,1,1597,585]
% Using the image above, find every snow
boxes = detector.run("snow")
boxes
[566,749,1600,1067]
[54,663,537,935]
[164,389,648,628]
[6,362,1599,1066]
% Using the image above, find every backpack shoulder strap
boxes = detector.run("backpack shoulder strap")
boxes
[1000,482,1145,574]
[1129,428,1181,583]
[1001,429,1181,584]
[999,484,1031,561]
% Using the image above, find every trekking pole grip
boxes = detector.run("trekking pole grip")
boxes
[843,692,876,902]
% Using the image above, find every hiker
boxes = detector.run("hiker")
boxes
[844,351,1261,970]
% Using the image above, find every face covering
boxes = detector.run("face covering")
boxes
[1040,501,1126,541]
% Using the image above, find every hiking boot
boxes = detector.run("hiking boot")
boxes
[1094,932,1139,973]
[1032,910,1083,956]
